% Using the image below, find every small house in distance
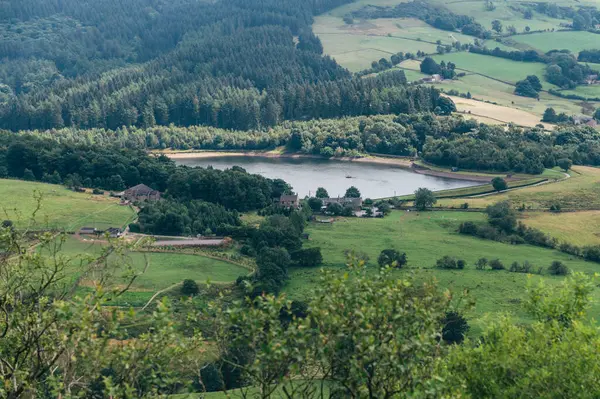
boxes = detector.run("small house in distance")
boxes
[122,184,161,202]
[279,194,300,208]
[79,227,97,235]
[106,227,123,238]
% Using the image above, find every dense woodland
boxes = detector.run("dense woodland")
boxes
[0,0,448,132]
[0,133,292,210]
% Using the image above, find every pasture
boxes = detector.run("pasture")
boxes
[437,0,569,32]
[521,211,600,247]
[430,52,551,87]
[438,165,598,210]
[289,210,600,332]
[511,31,600,55]
[0,179,136,231]
[46,237,249,306]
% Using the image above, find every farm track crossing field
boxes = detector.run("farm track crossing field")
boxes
[438,166,599,210]
[511,31,600,55]
[0,179,136,231]
[289,211,600,333]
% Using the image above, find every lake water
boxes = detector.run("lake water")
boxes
[175,156,480,198]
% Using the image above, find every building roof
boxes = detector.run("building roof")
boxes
[125,184,159,195]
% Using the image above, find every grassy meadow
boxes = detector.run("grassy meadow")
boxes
[288,210,600,332]
[521,211,600,247]
[511,31,600,55]
[437,166,599,210]
[430,52,552,87]
[0,179,136,231]
[45,237,249,306]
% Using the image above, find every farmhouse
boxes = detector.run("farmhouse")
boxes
[322,197,363,210]
[279,194,300,208]
[122,184,161,202]
[421,74,442,83]
[573,115,597,126]
[106,227,123,238]
[79,227,97,235]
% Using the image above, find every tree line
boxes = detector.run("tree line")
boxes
[7,112,600,175]
[0,133,291,211]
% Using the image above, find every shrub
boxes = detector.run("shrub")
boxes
[582,245,600,262]
[559,242,581,256]
[458,221,478,235]
[489,259,505,270]
[548,261,569,276]
[181,279,200,296]
[291,247,323,267]
[475,258,488,270]
[378,249,408,268]
[436,256,464,270]
[92,188,104,195]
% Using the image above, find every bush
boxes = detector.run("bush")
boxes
[582,245,600,262]
[475,258,488,270]
[548,261,569,276]
[181,279,200,296]
[436,255,465,270]
[378,249,408,268]
[489,259,505,270]
[92,188,104,195]
[291,247,323,267]
[559,242,581,256]
[458,221,478,235]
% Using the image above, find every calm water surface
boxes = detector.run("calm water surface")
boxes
[175,156,480,198]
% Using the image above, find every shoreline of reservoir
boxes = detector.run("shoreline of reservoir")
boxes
[163,151,512,183]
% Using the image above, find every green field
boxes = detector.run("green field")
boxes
[511,31,600,55]
[559,85,600,99]
[430,52,552,87]
[438,0,569,32]
[0,179,136,231]
[521,211,600,247]
[399,57,591,118]
[438,165,599,210]
[289,211,600,332]
[47,237,249,306]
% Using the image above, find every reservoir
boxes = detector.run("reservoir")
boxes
[175,156,481,198]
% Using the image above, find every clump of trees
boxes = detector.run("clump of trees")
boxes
[436,255,466,269]
[459,201,558,249]
[420,57,457,79]
[378,249,408,268]
[514,75,542,98]
[542,107,571,123]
